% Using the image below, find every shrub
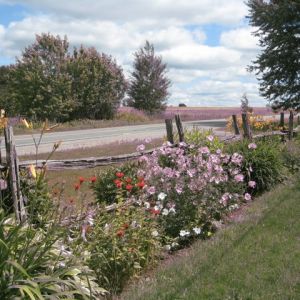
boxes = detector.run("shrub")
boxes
[281,140,300,173]
[137,141,246,246]
[87,200,161,294]
[178,103,187,107]
[226,138,283,194]
[93,162,142,205]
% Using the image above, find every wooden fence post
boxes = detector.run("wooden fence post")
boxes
[297,115,300,126]
[280,112,285,130]
[232,115,240,135]
[241,113,252,139]
[165,119,174,144]
[4,126,26,223]
[288,111,294,140]
[175,114,184,142]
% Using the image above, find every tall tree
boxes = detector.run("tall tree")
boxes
[247,0,300,111]
[9,33,73,121]
[128,41,171,114]
[68,46,127,119]
[0,66,14,114]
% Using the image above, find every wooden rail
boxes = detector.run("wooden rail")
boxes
[18,131,289,171]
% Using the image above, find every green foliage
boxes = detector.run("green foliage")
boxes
[68,46,127,120]
[281,139,300,173]
[6,33,127,121]
[128,41,171,114]
[226,138,283,194]
[0,209,106,299]
[93,162,141,205]
[184,128,224,152]
[88,201,160,294]
[247,0,300,110]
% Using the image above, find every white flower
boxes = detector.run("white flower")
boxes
[144,202,150,209]
[162,208,169,216]
[158,192,167,201]
[207,135,214,142]
[171,242,179,248]
[165,245,171,251]
[193,227,201,235]
[244,193,252,201]
[169,206,176,214]
[151,230,159,237]
[179,230,190,237]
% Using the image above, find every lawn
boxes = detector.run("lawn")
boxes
[121,179,300,300]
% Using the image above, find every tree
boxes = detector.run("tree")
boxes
[128,41,171,114]
[9,33,73,121]
[68,46,127,120]
[0,66,14,114]
[247,0,300,111]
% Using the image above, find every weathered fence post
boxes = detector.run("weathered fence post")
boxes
[165,119,174,144]
[280,112,285,130]
[175,114,185,142]
[232,115,240,135]
[297,115,300,126]
[288,111,294,140]
[4,126,26,223]
[241,113,252,139]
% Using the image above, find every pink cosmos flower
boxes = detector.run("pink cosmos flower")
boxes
[244,193,252,201]
[248,181,256,188]
[248,143,257,150]
[234,174,244,182]
[136,144,146,152]
[207,135,214,142]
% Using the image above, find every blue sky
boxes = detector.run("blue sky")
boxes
[0,0,266,107]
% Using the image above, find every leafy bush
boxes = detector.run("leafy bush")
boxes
[281,140,300,173]
[0,209,106,299]
[93,162,142,205]
[184,128,224,152]
[87,200,160,294]
[226,138,283,195]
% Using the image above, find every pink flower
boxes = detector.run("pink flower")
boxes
[248,143,257,150]
[207,135,214,142]
[248,181,256,188]
[234,174,244,182]
[244,193,252,201]
[136,144,145,152]
[147,186,156,195]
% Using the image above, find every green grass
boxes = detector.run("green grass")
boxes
[121,179,300,300]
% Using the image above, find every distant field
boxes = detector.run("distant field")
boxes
[163,106,273,121]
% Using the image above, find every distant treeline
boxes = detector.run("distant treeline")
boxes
[0,34,170,121]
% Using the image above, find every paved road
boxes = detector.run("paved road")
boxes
[1,119,228,156]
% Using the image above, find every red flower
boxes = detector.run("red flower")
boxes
[79,177,85,184]
[114,179,123,188]
[123,223,129,229]
[125,177,132,183]
[116,229,125,237]
[126,184,133,191]
[116,172,124,178]
[150,208,160,215]
[90,176,97,183]
[136,181,145,189]
[74,183,80,191]
[137,176,144,182]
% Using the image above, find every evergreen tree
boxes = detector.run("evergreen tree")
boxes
[128,41,171,114]
[247,0,300,111]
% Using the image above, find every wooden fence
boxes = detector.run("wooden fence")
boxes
[0,112,298,221]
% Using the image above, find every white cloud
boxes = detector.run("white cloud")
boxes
[220,27,259,50]
[7,0,247,25]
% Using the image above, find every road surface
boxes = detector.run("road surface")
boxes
[1,119,228,156]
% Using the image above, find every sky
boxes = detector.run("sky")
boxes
[0,0,267,107]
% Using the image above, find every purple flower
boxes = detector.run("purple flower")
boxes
[147,186,156,195]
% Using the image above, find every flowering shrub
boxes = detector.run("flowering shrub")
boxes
[93,162,144,204]
[87,200,160,293]
[226,138,283,195]
[136,140,247,246]
[226,114,280,133]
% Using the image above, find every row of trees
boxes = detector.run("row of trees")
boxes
[0,34,171,121]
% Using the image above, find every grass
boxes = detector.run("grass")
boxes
[121,179,300,300]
